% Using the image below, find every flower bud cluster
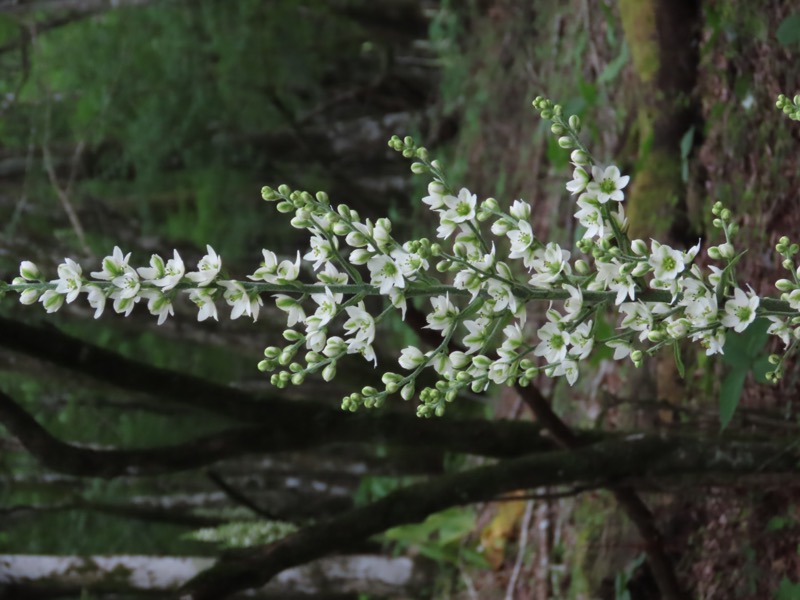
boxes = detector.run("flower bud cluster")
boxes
[776,94,800,121]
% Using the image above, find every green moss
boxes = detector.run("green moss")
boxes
[627,149,683,239]
[619,0,660,83]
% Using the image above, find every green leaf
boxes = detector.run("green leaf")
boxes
[679,126,695,183]
[720,370,746,430]
[777,13,800,46]
[776,577,800,600]
[722,318,770,369]
[752,355,773,385]
[673,343,685,379]
[598,42,629,84]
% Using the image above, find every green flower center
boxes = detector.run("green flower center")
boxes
[600,179,616,194]
[736,306,752,322]
[456,202,472,216]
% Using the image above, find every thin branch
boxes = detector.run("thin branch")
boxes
[180,434,800,599]
[0,315,604,458]
[505,500,533,600]
[206,470,281,521]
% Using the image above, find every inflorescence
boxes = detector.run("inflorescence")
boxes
[4,95,800,416]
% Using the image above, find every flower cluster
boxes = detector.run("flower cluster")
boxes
[4,95,800,418]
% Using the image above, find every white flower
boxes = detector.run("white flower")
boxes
[501,322,525,350]
[189,288,218,322]
[111,271,141,300]
[304,317,328,352]
[275,252,301,284]
[574,195,604,239]
[391,243,429,279]
[317,262,349,286]
[186,245,221,287]
[787,289,800,311]
[509,199,531,221]
[344,303,376,345]
[586,165,630,204]
[488,359,514,385]
[152,250,185,291]
[528,243,570,287]
[606,339,632,361]
[84,284,106,319]
[304,235,337,271]
[39,289,64,313]
[54,258,83,303]
[619,302,654,342]
[534,322,571,363]
[563,284,583,321]
[507,220,535,260]
[220,280,261,321]
[442,188,477,223]
[767,316,792,348]
[140,289,174,325]
[485,278,517,314]
[593,259,636,304]
[344,305,376,364]
[137,254,165,282]
[383,289,405,322]
[110,291,138,317]
[425,294,459,335]
[462,318,490,354]
[721,286,759,333]
[648,241,685,281]
[91,246,132,280]
[421,181,446,210]
[367,254,404,295]
[453,268,484,299]
[551,359,579,385]
[274,294,306,327]
[566,166,589,195]
[311,286,342,326]
[569,321,594,360]
[399,346,426,370]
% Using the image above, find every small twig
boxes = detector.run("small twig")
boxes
[41,142,89,253]
[206,470,281,521]
[505,499,534,600]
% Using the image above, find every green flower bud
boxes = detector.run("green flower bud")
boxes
[277,184,292,197]
[783,259,795,271]
[261,186,278,201]
[568,114,581,131]
[776,279,795,292]
[322,364,337,382]
[276,201,294,213]
[290,373,305,385]
[283,329,303,342]
[411,162,427,174]
[551,123,565,135]
[557,136,573,149]
[570,149,589,165]
[415,147,429,160]
[631,239,647,256]
[574,259,590,275]
[707,246,722,260]
[768,354,781,365]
